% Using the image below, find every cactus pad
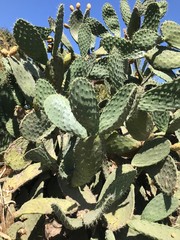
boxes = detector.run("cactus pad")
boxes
[8,58,35,98]
[126,109,154,141]
[53,4,64,57]
[13,19,48,64]
[132,29,159,51]
[128,219,180,240]
[148,155,178,195]
[132,137,170,167]
[141,3,160,31]
[141,192,179,222]
[99,84,137,135]
[15,198,78,218]
[71,135,103,187]
[120,0,131,26]
[102,3,120,37]
[145,46,180,70]
[69,77,99,135]
[78,23,92,57]
[4,137,31,170]
[105,132,141,157]
[44,94,87,138]
[34,78,56,109]
[20,110,55,142]
[104,184,135,231]
[161,21,180,49]
[139,78,180,111]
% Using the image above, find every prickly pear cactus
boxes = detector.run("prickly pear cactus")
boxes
[0,0,179,239]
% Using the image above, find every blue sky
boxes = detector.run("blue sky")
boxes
[1,0,179,52]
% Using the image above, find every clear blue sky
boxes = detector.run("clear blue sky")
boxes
[1,0,179,52]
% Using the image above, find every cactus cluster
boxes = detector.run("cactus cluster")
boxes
[0,0,180,239]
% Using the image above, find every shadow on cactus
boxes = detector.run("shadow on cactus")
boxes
[0,0,180,239]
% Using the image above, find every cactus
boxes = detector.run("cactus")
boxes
[99,83,137,135]
[128,219,180,240]
[139,78,180,111]
[102,3,120,37]
[147,155,178,195]
[15,198,78,218]
[69,77,99,135]
[13,19,48,64]
[145,46,180,70]
[141,3,160,31]
[44,93,87,138]
[141,192,179,222]
[161,20,180,49]
[71,135,104,187]
[120,0,131,26]
[126,109,154,141]
[20,110,55,142]
[0,0,180,238]
[104,184,135,231]
[4,137,31,170]
[132,137,171,167]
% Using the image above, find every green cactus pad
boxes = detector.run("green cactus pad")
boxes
[53,4,64,57]
[69,77,99,135]
[15,198,78,218]
[13,19,48,64]
[158,0,168,19]
[105,132,141,157]
[20,110,55,142]
[148,156,178,195]
[52,204,83,230]
[98,164,136,204]
[101,36,144,59]
[139,78,180,111]
[25,145,57,171]
[68,57,89,82]
[161,21,180,49]
[45,55,64,92]
[145,46,180,70]
[78,23,92,57]
[83,194,114,227]
[108,49,126,89]
[69,9,83,43]
[127,7,141,39]
[8,58,35,98]
[120,0,131,26]
[152,111,170,133]
[102,3,120,37]
[126,109,154,141]
[44,94,87,138]
[4,137,31,170]
[128,219,180,240]
[71,135,103,187]
[132,29,159,51]
[141,193,179,222]
[132,137,170,167]
[99,84,137,135]
[89,60,109,80]
[34,78,56,109]
[104,184,135,231]
[141,3,160,31]
[150,66,175,83]
[85,17,109,38]
[168,110,180,133]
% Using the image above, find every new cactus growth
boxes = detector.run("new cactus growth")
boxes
[0,0,180,238]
